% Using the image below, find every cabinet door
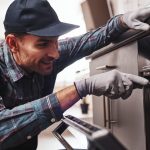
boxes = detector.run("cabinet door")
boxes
[106,0,139,15]
[90,46,119,129]
[81,0,110,31]
[90,41,146,150]
[138,0,150,7]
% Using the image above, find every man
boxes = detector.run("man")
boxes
[0,0,149,149]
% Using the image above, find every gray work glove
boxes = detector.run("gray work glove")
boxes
[74,70,148,99]
[121,6,150,31]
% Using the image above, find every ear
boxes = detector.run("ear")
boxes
[5,34,19,53]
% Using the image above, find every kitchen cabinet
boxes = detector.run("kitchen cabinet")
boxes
[106,0,149,16]
[106,0,139,16]
[81,0,110,31]
[82,1,150,149]
[138,0,150,7]
[81,0,150,31]
[87,29,150,150]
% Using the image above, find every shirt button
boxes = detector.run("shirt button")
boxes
[51,118,55,123]
[27,135,32,140]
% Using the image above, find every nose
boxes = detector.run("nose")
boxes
[47,42,60,60]
[54,50,60,60]
[48,49,60,60]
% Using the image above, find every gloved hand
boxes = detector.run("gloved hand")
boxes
[121,6,150,31]
[74,70,148,99]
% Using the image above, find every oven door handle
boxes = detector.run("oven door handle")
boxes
[96,65,117,70]
[52,121,73,150]
[52,115,126,150]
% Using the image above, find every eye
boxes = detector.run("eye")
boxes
[37,42,49,48]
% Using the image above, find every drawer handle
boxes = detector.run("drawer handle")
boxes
[96,65,117,70]
[103,96,118,129]
[103,95,107,128]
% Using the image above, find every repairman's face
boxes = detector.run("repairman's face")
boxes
[7,34,59,75]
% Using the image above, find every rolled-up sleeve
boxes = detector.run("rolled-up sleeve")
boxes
[0,93,62,149]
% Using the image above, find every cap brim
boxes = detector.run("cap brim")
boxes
[27,22,79,37]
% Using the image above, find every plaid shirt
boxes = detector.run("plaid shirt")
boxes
[0,15,127,149]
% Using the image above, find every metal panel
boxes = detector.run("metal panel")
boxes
[90,41,146,150]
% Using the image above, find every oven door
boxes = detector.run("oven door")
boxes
[52,115,126,150]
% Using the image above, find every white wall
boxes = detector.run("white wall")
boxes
[0,0,13,38]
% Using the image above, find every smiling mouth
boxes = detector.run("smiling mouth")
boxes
[42,61,52,65]
[41,57,55,65]
[41,59,53,64]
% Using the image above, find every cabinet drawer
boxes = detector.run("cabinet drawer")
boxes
[90,41,139,129]
[90,42,139,76]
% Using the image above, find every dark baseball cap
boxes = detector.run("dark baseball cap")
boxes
[4,0,79,36]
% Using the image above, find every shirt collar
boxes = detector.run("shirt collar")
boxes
[3,41,25,82]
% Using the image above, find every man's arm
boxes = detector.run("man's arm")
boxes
[56,15,128,73]
[57,70,149,113]
[0,70,148,149]
[0,85,80,149]
[0,93,62,149]
[56,85,80,112]
[57,6,150,73]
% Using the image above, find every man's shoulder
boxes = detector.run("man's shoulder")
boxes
[0,40,5,60]
[0,39,5,46]
[0,40,7,70]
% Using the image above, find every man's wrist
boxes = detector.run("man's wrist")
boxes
[119,15,129,29]
[74,82,83,99]
[74,79,87,99]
